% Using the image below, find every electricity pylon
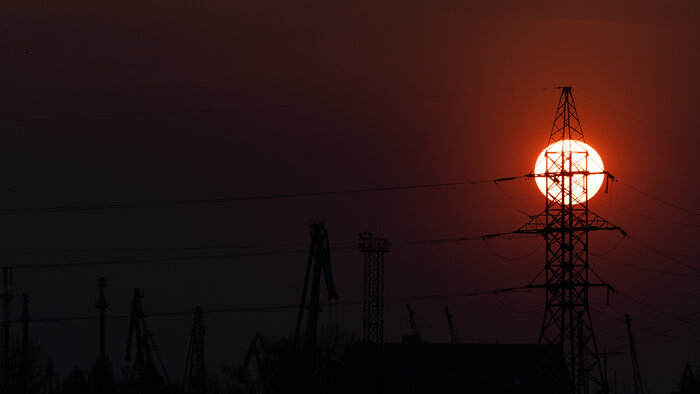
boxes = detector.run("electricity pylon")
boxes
[517,87,620,393]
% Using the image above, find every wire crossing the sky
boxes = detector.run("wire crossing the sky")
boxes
[12,286,534,323]
[617,180,699,216]
[0,174,530,215]
[8,232,537,270]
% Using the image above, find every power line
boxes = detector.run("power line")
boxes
[481,237,544,261]
[0,234,537,256]
[599,199,700,227]
[628,236,700,274]
[633,313,700,349]
[8,232,536,270]
[594,238,700,259]
[594,307,698,344]
[492,181,540,201]
[594,255,700,278]
[14,286,535,323]
[598,292,700,333]
[599,310,700,354]
[617,180,699,216]
[11,248,314,269]
[590,233,626,257]
[0,175,529,215]
[598,291,700,352]
[494,292,544,314]
[0,243,313,255]
[617,291,700,330]
[605,309,700,353]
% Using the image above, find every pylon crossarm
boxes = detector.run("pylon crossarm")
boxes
[515,211,549,233]
[527,171,608,178]
[515,210,622,234]
[588,211,622,232]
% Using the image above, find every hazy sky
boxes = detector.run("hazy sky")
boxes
[1,1,699,392]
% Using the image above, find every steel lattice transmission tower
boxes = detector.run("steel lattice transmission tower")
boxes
[183,306,206,394]
[359,232,389,394]
[517,87,620,394]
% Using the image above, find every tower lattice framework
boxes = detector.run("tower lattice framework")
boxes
[517,87,620,394]
[359,232,389,394]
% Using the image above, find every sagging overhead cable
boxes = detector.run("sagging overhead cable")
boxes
[0,175,530,215]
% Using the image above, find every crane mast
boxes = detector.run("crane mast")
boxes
[625,314,645,394]
[445,307,459,344]
[406,304,420,338]
[124,288,169,393]
[292,222,338,392]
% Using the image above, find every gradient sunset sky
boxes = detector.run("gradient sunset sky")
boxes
[1,1,699,392]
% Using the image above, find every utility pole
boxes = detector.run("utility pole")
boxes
[625,315,644,394]
[1,267,12,394]
[183,306,206,394]
[359,232,389,394]
[517,87,620,393]
[445,307,459,344]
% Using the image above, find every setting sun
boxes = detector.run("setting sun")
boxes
[533,140,605,205]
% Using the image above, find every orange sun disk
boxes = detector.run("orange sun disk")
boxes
[533,140,605,204]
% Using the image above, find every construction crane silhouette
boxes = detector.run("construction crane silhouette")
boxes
[403,303,421,343]
[292,222,338,392]
[625,315,645,394]
[444,307,460,344]
[240,332,270,394]
[183,306,206,394]
[123,288,169,393]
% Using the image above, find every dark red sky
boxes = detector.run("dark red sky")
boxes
[1,1,699,392]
